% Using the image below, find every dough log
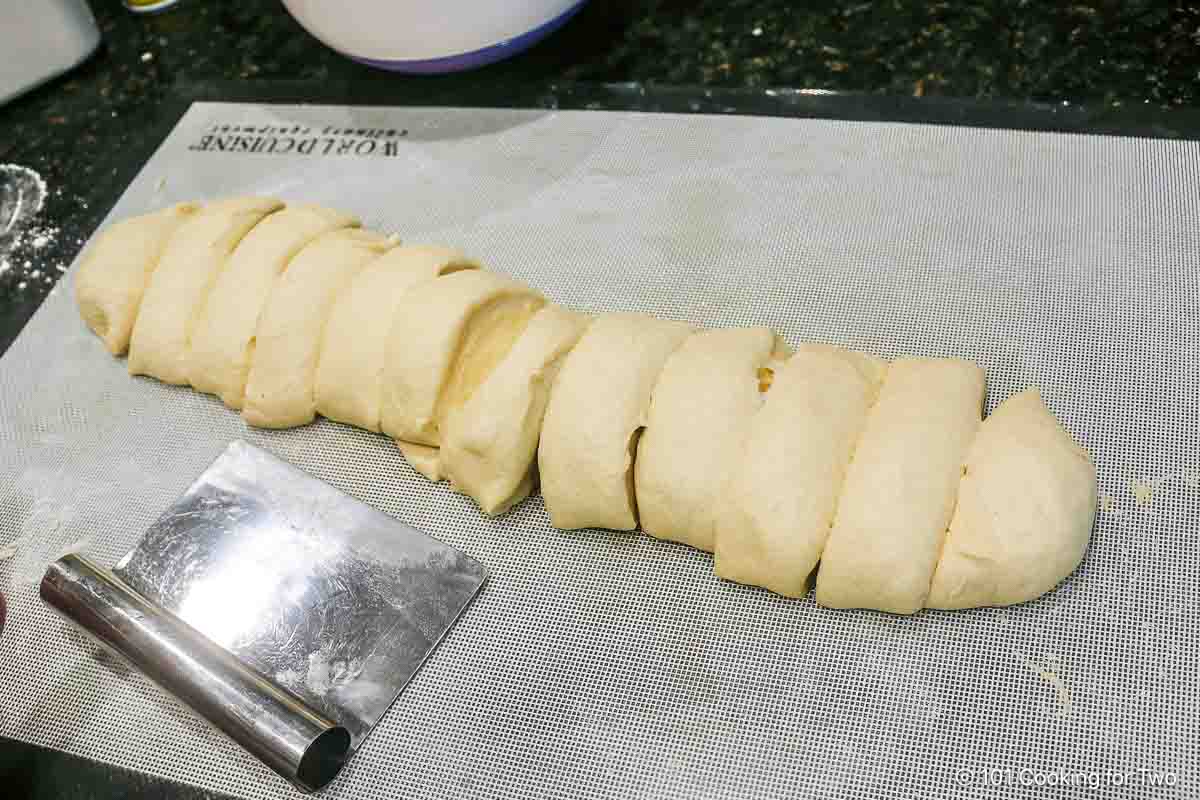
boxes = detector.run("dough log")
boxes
[815,357,985,614]
[926,388,1096,609]
[242,228,395,429]
[636,327,791,553]
[538,312,694,531]
[187,204,359,408]
[128,196,282,384]
[714,344,886,598]
[78,197,1099,614]
[316,245,479,432]
[74,202,199,356]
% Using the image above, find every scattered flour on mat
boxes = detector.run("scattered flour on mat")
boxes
[1131,478,1157,507]
[1128,470,1195,508]
[1017,650,1072,718]
[7,466,109,586]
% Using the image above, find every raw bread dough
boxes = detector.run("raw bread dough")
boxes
[74,202,199,356]
[815,356,985,614]
[187,204,358,408]
[714,344,886,597]
[128,196,282,383]
[440,305,590,516]
[242,229,394,428]
[379,270,544,447]
[926,388,1096,609]
[636,327,790,552]
[538,313,694,531]
[316,246,479,431]
[79,198,1100,614]
[397,440,445,482]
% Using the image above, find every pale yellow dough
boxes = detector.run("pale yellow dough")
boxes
[187,204,359,408]
[440,305,590,516]
[242,229,394,429]
[316,246,479,432]
[74,202,200,356]
[379,270,544,447]
[815,356,985,614]
[79,198,1101,615]
[636,327,790,553]
[128,196,282,383]
[396,440,445,482]
[538,313,694,531]
[714,344,886,597]
[926,388,1096,609]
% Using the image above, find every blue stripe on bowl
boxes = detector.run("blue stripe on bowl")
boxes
[348,0,589,74]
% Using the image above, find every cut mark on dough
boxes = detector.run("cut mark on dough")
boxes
[926,456,971,606]
[625,426,645,525]
[440,261,477,278]
[756,366,774,393]
[1017,651,1073,718]
[80,305,110,340]
[437,294,543,439]
[821,359,889,585]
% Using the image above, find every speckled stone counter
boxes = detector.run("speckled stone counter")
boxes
[1,1,1198,797]
[1,0,1198,344]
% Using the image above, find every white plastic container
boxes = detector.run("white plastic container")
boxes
[280,0,588,74]
[0,0,100,105]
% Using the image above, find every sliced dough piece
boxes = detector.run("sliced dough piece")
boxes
[440,305,590,516]
[397,440,445,482]
[714,344,887,598]
[242,229,395,429]
[316,246,479,432]
[636,327,791,553]
[926,388,1096,609]
[379,270,544,447]
[187,204,359,408]
[815,356,985,614]
[538,313,694,531]
[75,202,200,356]
[128,196,282,384]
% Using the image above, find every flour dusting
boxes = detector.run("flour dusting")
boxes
[1018,650,1073,718]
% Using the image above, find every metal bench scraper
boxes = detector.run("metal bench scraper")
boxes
[39,440,489,792]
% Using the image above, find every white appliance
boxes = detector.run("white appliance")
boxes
[0,0,101,106]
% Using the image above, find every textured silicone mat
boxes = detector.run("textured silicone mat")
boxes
[1,103,1197,799]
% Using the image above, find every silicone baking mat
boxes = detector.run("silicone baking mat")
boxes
[1,103,1197,798]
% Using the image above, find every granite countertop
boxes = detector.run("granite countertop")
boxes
[0,0,1197,343]
[0,1,1197,797]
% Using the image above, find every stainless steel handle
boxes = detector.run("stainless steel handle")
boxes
[40,553,350,793]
